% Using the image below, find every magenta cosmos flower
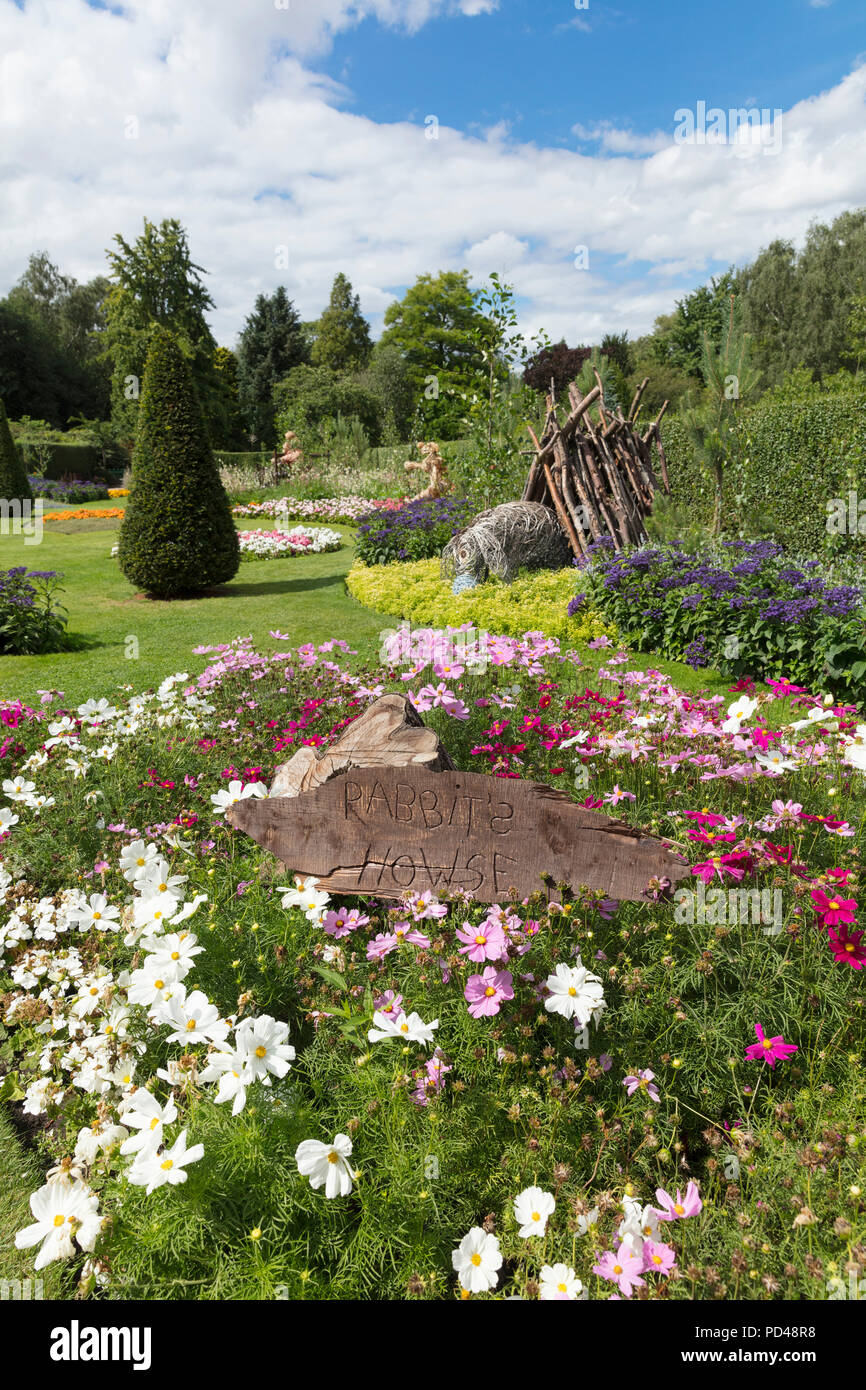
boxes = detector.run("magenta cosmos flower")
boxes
[810,888,858,928]
[745,1023,798,1070]
[653,1180,702,1221]
[828,924,866,969]
[623,1068,660,1102]
[455,918,507,963]
[464,966,514,1019]
[593,1242,645,1297]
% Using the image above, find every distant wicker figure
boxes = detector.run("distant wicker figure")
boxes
[441,500,572,588]
[404,440,449,502]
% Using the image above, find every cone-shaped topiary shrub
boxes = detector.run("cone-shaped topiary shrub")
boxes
[0,397,33,506]
[118,328,240,598]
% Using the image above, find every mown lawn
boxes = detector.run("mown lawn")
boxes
[0,511,399,708]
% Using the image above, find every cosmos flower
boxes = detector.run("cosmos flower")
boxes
[744,1023,798,1070]
[451,1227,502,1294]
[513,1186,556,1238]
[295,1134,355,1198]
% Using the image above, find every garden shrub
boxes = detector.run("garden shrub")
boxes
[0,567,68,654]
[118,329,240,599]
[0,397,33,505]
[354,497,476,565]
[273,365,384,453]
[662,383,866,556]
[348,555,616,644]
[579,537,866,699]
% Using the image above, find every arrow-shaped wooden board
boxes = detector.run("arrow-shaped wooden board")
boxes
[227,765,689,904]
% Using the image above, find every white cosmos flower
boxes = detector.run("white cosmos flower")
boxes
[140,930,203,977]
[843,740,866,773]
[160,989,230,1046]
[722,696,757,733]
[211,780,268,815]
[235,1014,296,1082]
[119,839,160,882]
[119,1091,178,1156]
[295,1133,355,1198]
[539,1263,585,1300]
[0,806,20,832]
[277,876,329,914]
[127,1129,205,1195]
[69,894,121,933]
[73,1122,129,1166]
[544,960,606,1025]
[513,1185,556,1238]
[755,750,800,774]
[367,1009,439,1047]
[198,1048,251,1115]
[451,1227,502,1294]
[618,1197,664,1251]
[127,967,187,1011]
[15,1177,101,1269]
[2,776,36,801]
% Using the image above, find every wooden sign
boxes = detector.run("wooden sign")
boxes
[227,765,689,904]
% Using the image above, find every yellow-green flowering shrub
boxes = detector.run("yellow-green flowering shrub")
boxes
[347,558,617,644]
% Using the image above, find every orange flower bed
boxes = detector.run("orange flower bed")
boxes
[43,508,126,521]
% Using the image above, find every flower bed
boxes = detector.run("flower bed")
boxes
[43,508,126,522]
[355,496,476,565]
[348,556,615,645]
[0,633,865,1300]
[0,567,68,654]
[28,478,111,504]
[579,538,866,701]
[237,525,343,561]
[233,496,402,525]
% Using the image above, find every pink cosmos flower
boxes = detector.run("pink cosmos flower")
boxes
[623,1068,660,1102]
[810,888,857,927]
[323,907,370,939]
[592,1242,646,1297]
[373,989,403,1016]
[642,1241,677,1275]
[464,966,514,1019]
[456,918,508,963]
[745,1023,798,1070]
[653,1181,703,1221]
[827,924,866,970]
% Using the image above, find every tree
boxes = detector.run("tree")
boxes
[0,396,33,504]
[357,343,415,444]
[664,270,738,379]
[236,288,308,448]
[117,329,239,598]
[790,210,866,380]
[272,364,384,453]
[378,270,491,439]
[311,273,372,372]
[523,341,593,396]
[103,219,219,446]
[211,347,247,449]
[2,252,110,423]
[736,238,798,387]
[681,299,761,535]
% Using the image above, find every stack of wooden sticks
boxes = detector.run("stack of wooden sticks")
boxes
[521,373,671,558]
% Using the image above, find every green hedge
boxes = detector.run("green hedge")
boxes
[14,440,103,481]
[662,386,866,556]
[213,451,272,470]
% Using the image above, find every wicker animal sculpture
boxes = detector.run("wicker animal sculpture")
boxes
[441,500,572,588]
[404,440,449,502]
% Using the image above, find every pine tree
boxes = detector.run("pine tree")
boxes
[236,288,308,447]
[0,396,33,504]
[311,273,372,372]
[118,328,239,598]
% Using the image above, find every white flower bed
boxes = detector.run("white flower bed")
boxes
[237,525,343,560]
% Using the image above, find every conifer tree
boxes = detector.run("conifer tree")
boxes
[118,328,239,597]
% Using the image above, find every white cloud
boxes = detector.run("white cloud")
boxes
[1,2,865,352]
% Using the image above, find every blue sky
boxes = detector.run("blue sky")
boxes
[318,1,865,148]
[1,0,865,346]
